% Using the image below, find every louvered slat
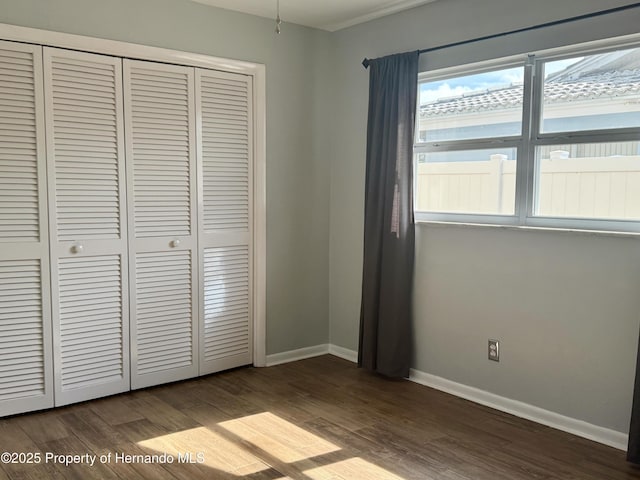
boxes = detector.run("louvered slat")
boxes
[200,73,250,232]
[0,47,39,242]
[202,246,250,362]
[49,53,121,241]
[0,260,45,400]
[135,250,193,375]
[58,255,123,389]
[128,66,192,237]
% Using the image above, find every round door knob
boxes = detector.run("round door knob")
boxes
[170,239,180,248]
[70,244,83,254]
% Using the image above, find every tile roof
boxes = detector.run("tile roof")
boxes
[421,72,640,117]
[420,50,640,118]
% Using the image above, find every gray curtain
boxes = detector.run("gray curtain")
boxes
[358,51,419,378]
[628,335,640,462]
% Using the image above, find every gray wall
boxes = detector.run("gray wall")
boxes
[328,0,640,433]
[0,0,332,355]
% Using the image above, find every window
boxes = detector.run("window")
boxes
[414,41,640,232]
[417,66,525,143]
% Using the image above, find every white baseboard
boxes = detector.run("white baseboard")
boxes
[329,344,358,363]
[265,344,329,366]
[409,369,628,451]
[265,344,627,451]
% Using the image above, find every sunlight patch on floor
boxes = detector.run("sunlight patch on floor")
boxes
[304,457,406,480]
[218,411,341,463]
[138,411,406,479]
[137,426,269,476]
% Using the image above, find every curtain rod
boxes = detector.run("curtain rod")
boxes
[362,2,640,68]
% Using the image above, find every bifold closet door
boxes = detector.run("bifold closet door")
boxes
[44,48,130,406]
[124,60,198,389]
[0,41,53,416]
[196,69,253,375]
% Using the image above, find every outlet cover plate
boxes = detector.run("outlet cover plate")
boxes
[488,339,499,362]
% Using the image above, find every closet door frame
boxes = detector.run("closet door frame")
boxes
[0,23,267,370]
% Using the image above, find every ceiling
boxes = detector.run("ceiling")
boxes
[190,0,439,32]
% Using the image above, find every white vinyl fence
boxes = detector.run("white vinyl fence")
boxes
[416,153,640,219]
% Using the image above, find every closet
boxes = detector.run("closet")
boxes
[0,39,255,416]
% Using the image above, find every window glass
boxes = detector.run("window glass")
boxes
[535,142,640,220]
[418,67,524,143]
[415,40,640,231]
[415,148,517,215]
[541,47,640,134]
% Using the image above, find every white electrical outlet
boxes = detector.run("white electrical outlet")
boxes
[488,339,500,362]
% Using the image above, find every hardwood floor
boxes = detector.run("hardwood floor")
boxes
[0,355,638,479]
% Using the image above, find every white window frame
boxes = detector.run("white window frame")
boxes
[414,33,640,233]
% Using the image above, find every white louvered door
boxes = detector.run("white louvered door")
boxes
[124,60,198,389]
[44,48,130,406]
[196,69,253,375]
[0,41,53,416]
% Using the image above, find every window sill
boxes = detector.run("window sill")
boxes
[415,219,640,239]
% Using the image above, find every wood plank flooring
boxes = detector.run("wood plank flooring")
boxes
[1,355,639,479]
